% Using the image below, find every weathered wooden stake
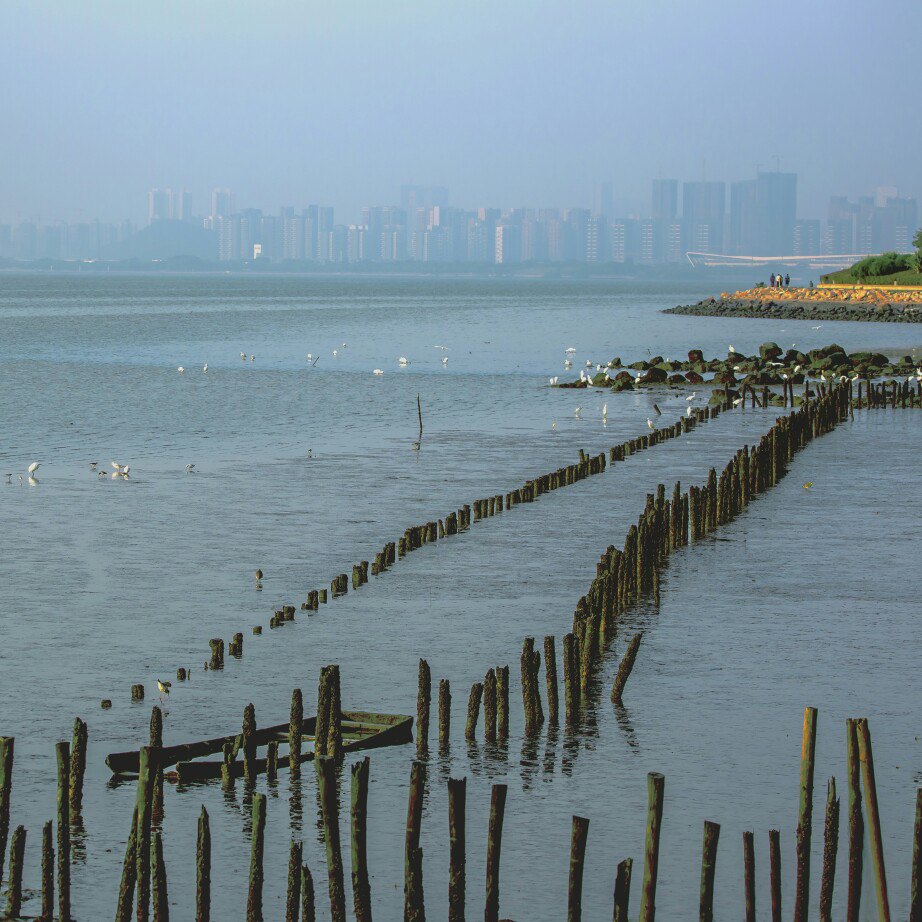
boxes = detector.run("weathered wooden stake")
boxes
[742,831,755,922]
[407,846,425,921]
[484,783,507,922]
[911,787,921,922]
[465,682,483,741]
[438,679,451,750]
[316,757,346,922]
[567,815,589,922]
[4,824,25,918]
[769,829,782,922]
[448,777,466,922]
[301,864,315,922]
[417,659,431,753]
[196,806,210,922]
[405,760,426,918]
[69,717,88,815]
[544,635,559,725]
[56,740,72,922]
[350,756,372,922]
[793,706,818,922]
[286,840,302,922]
[289,689,303,777]
[0,736,12,894]
[819,777,840,921]
[483,669,497,743]
[699,820,720,921]
[115,806,138,922]
[856,718,891,921]
[150,708,164,820]
[242,703,258,784]
[246,792,267,922]
[496,666,509,741]
[639,772,665,922]
[612,857,632,922]
[611,632,643,704]
[266,741,278,781]
[41,818,54,922]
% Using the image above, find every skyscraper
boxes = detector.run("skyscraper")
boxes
[728,171,797,255]
[176,190,193,222]
[682,182,726,254]
[651,180,678,223]
[592,182,614,223]
[211,188,235,220]
[400,185,448,214]
[148,188,173,223]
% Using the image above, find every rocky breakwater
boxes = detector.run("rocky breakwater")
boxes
[666,285,922,323]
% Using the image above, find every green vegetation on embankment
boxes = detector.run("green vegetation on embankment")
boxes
[821,235,922,286]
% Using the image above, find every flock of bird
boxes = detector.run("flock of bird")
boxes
[4,459,200,486]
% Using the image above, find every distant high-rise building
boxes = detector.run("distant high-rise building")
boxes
[682,181,725,254]
[211,188,235,220]
[593,182,614,223]
[586,214,608,262]
[400,185,448,214]
[176,190,193,222]
[148,188,174,223]
[651,180,678,223]
[611,219,640,263]
[494,224,520,264]
[793,220,821,256]
[728,171,796,255]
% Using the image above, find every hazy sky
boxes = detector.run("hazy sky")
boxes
[2,0,919,224]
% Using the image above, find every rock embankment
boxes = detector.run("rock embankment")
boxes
[666,286,922,323]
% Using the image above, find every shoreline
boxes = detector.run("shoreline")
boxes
[666,285,922,323]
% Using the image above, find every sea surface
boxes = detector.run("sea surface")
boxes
[0,272,919,920]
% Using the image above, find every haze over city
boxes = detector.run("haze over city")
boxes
[2,0,920,225]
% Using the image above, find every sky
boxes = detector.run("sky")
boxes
[1,0,919,224]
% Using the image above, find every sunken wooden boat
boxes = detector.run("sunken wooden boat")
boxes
[106,710,413,782]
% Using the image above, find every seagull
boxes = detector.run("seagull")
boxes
[647,418,655,431]
[602,402,608,420]
[733,397,744,407]
[240,352,246,360]
[178,366,185,373]
[442,357,449,365]
[111,461,127,472]
[332,350,338,357]
[306,353,313,361]
[549,376,558,385]
[28,461,41,475]
[686,393,696,402]
[564,359,573,369]
[202,363,208,373]
[551,421,557,430]
[250,355,255,363]
[565,347,576,354]
[373,369,384,376]
[574,407,582,418]
[728,345,737,353]
[185,463,196,473]
[157,679,172,702]
[341,342,347,348]
[398,357,409,366]
[585,360,593,367]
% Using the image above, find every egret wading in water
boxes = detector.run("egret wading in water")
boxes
[28,461,41,476]
[203,363,208,373]
[686,392,696,402]
[574,406,582,418]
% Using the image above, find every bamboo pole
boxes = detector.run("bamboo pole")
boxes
[351,756,372,922]
[793,706,818,922]
[819,777,840,922]
[612,857,632,922]
[639,772,665,922]
[567,815,590,922]
[856,718,891,921]
[196,806,210,922]
[846,719,864,920]
[448,777,466,922]
[484,784,507,922]
[699,820,720,922]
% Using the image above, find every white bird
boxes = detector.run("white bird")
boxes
[551,421,557,430]
[564,359,573,369]
[647,418,655,431]
[781,373,789,380]
[565,347,577,354]
[373,368,384,376]
[202,363,208,373]
[28,461,41,475]
[585,359,593,367]
[306,353,313,360]
[250,355,255,362]
[794,365,802,374]
[341,342,347,348]
[442,357,449,365]
[733,397,743,407]
[728,345,736,353]
[185,463,196,472]
[178,366,185,373]
[602,402,608,419]
[89,461,98,470]
[686,405,693,417]
[332,350,338,357]
[111,461,123,471]
[398,357,409,366]
[549,376,558,385]
[579,370,586,383]
[574,407,582,418]
[733,365,741,372]
[157,679,172,702]
[240,352,246,360]
[686,393,696,402]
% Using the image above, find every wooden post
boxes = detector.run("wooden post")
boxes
[496,666,509,741]
[699,820,720,922]
[242,703,257,784]
[793,706,818,922]
[544,636,559,725]
[246,793,267,922]
[483,669,497,743]
[612,858,632,922]
[0,736,12,895]
[41,818,54,922]
[447,777,466,922]
[266,741,278,782]
[567,815,589,922]
[4,825,25,918]
[484,784,507,922]
[56,740,72,922]
[465,683,483,741]
[911,788,921,922]
[405,761,427,919]
[611,633,643,704]
[69,717,88,815]
[742,831,755,922]
[406,846,425,921]
[115,807,138,922]
[639,772,665,922]
[769,829,782,922]
[438,679,451,750]
[350,757,372,922]
[856,718,891,921]
[285,841,302,922]
[152,830,169,922]
[562,633,579,726]
[196,806,210,922]
[289,689,303,777]
[316,757,346,922]
[301,864,315,922]
[417,659,431,753]
[819,777,840,922]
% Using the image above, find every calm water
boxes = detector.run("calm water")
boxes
[0,273,919,920]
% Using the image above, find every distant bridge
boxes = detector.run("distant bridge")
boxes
[685,252,869,271]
